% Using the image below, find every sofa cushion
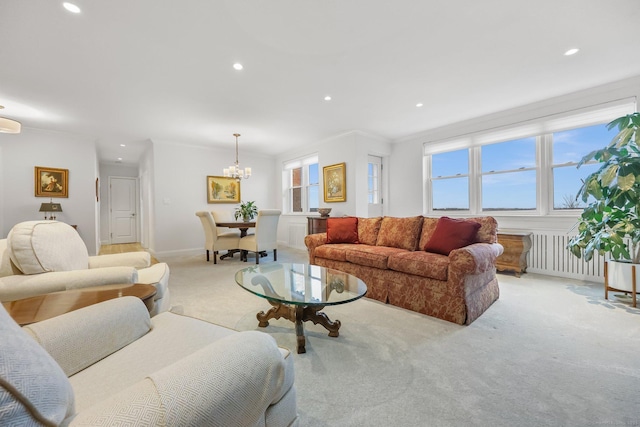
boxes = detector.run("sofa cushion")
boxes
[326,217,359,244]
[376,216,423,251]
[0,303,75,425]
[8,221,89,275]
[358,217,382,246]
[345,246,406,269]
[470,216,499,244]
[388,251,449,281]
[418,217,440,253]
[315,244,360,262]
[424,217,481,255]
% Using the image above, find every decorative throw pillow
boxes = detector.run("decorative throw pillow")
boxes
[375,216,423,251]
[326,217,359,244]
[358,217,382,246]
[423,216,481,255]
[0,305,75,425]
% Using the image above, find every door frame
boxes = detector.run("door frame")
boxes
[108,176,140,244]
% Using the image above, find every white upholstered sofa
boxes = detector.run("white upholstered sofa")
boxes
[0,296,299,426]
[0,221,170,315]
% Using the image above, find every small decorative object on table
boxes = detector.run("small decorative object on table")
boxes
[235,200,258,222]
[318,208,332,217]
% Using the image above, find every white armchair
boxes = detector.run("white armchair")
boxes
[239,210,281,264]
[0,296,299,426]
[196,211,241,264]
[0,221,170,315]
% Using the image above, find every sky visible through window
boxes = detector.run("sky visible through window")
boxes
[431,123,617,211]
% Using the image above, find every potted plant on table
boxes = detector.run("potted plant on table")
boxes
[235,200,258,222]
[567,112,640,304]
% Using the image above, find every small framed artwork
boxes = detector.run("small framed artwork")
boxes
[323,162,346,202]
[35,166,69,198]
[207,175,241,203]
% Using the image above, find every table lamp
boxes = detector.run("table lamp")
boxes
[39,202,62,220]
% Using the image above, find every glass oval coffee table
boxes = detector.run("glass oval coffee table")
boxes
[235,263,367,354]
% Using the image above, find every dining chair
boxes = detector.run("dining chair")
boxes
[195,211,240,264]
[238,210,281,264]
[211,210,242,237]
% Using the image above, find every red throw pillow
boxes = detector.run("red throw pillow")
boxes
[423,217,481,255]
[326,217,359,244]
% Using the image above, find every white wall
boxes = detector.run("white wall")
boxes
[0,144,4,235]
[0,128,99,253]
[274,131,392,249]
[149,140,277,256]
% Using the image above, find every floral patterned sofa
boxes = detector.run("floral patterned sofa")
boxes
[304,216,503,325]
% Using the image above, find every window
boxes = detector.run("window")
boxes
[368,157,381,204]
[481,137,536,211]
[424,98,636,215]
[551,124,616,209]
[431,149,469,210]
[283,155,319,213]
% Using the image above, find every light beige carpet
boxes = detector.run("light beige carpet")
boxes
[163,247,640,427]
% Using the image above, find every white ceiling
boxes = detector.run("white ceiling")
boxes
[2,0,640,165]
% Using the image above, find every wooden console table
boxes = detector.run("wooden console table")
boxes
[307,216,328,235]
[496,231,532,277]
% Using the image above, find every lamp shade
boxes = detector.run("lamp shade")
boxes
[39,203,62,212]
[0,117,21,134]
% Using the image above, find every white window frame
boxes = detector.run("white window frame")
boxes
[282,154,319,214]
[424,98,637,216]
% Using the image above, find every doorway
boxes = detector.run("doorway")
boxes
[109,176,139,244]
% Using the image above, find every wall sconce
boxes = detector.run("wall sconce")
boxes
[39,202,62,220]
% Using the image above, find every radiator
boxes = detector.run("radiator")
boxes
[288,224,307,249]
[527,232,604,281]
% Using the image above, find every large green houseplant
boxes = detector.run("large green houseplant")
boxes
[567,112,640,264]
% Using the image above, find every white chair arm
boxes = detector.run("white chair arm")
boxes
[24,297,151,377]
[89,252,151,269]
[0,267,138,302]
[69,331,287,427]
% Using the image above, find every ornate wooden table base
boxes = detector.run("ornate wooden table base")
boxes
[257,300,341,354]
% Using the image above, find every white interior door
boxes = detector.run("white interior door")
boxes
[368,155,383,217]
[109,177,138,244]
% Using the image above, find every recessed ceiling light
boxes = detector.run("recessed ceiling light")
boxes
[564,48,579,56]
[324,96,332,101]
[63,2,81,13]
[233,63,243,71]
[120,144,126,147]
[416,103,423,108]
[117,157,123,161]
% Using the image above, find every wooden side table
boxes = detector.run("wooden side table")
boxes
[496,231,532,277]
[2,283,156,326]
[307,217,328,235]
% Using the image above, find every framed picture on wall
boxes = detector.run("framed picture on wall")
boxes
[35,166,69,198]
[207,175,241,203]
[323,162,346,202]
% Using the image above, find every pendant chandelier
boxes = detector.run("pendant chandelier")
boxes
[223,133,251,180]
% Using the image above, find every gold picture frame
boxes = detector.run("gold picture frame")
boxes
[323,162,346,202]
[207,176,241,203]
[35,166,69,198]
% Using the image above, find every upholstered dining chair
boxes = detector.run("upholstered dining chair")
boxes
[211,210,243,237]
[238,210,281,264]
[195,211,240,264]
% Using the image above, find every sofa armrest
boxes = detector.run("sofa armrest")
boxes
[23,297,151,377]
[449,243,504,275]
[68,331,291,426]
[0,267,138,302]
[89,252,151,269]
[304,233,327,264]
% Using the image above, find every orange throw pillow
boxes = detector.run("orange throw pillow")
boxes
[326,217,359,244]
[423,217,481,255]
